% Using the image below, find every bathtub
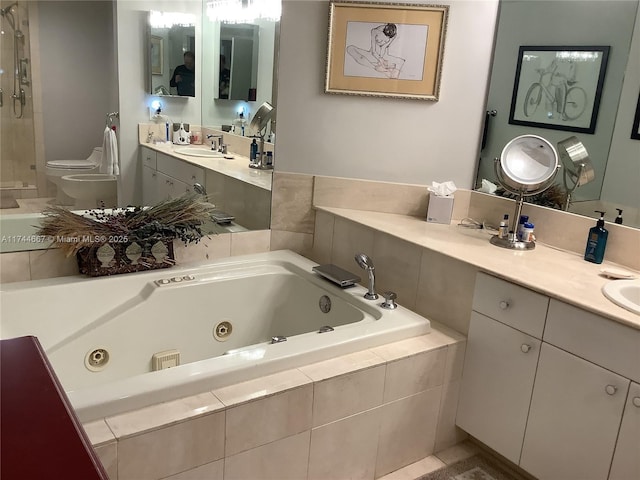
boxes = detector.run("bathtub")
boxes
[0,250,431,422]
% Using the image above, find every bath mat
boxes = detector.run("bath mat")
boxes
[418,453,518,480]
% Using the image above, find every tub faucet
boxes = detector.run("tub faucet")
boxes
[354,253,378,300]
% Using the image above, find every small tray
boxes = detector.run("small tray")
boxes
[312,264,361,288]
[211,210,235,225]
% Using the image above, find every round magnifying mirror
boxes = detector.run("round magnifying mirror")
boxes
[249,101,274,135]
[496,135,559,195]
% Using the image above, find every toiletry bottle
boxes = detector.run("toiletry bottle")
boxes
[517,215,529,241]
[521,222,534,243]
[498,214,509,239]
[266,151,273,167]
[250,139,258,163]
[615,208,623,225]
[584,211,608,264]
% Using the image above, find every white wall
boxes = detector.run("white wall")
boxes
[274,0,499,188]
[602,6,640,210]
[116,0,201,205]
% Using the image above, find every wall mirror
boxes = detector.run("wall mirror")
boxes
[219,23,259,100]
[147,11,197,97]
[476,0,640,228]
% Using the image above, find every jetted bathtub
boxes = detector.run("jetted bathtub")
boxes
[0,250,431,421]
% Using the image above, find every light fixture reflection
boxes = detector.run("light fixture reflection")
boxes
[206,0,281,24]
[149,11,196,28]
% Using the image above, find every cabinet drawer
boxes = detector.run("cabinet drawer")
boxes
[157,153,204,186]
[141,147,156,169]
[544,299,640,382]
[472,272,549,338]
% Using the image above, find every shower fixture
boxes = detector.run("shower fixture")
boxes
[1,1,26,118]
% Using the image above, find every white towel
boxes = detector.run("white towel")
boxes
[100,126,120,175]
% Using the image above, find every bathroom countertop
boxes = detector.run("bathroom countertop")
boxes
[141,142,272,191]
[317,206,640,330]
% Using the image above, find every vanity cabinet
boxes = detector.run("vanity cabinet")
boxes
[457,273,640,480]
[141,147,204,205]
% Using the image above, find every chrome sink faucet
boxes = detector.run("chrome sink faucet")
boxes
[355,253,378,300]
[206,134,224,151]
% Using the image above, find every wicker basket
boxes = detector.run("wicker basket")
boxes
[76,238,175,277]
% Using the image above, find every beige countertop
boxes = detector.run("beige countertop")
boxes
[317,206,640,330]
[141,142,272,192]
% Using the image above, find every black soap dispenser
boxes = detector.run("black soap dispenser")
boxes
[584,211,608,264]
[615,208,623,225]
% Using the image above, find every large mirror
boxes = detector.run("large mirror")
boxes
[477,0,640,228]
[219,23,259,100]
[147,11,197,97]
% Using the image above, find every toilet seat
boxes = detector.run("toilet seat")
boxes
[47,159,99,170]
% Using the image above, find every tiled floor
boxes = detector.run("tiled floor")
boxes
[0,196,55,215]
[379,441,481,480]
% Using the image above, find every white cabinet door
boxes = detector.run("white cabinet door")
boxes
[609,381,640,480]
[520,343,629,480]
[456,312,541,464]
[156,171,173,201]
[142,165,159,206]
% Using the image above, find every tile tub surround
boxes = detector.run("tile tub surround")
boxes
[82,327,466,480]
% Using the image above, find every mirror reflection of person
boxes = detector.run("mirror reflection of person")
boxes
[170,51,195,97]
[219,54,231,99]
[346,23,405,79]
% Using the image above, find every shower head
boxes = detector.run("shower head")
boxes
[1,2,18,31]
[354,253,374,271]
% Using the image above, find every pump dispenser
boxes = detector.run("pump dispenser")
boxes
[615,208,623,225]
[584,211,608,264]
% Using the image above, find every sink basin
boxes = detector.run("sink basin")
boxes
[173,147,223,158]
[602,279,640,315]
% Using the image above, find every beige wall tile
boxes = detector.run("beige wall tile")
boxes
[372,232,424,310]
[434,380,468,452]
[83,419,115,447]
[330,216,375,274]
[308,407,381,480]
[0,252,31,283]
[173,234,231,265]
[212,368,312,407]
[163,460,223,480]
[230,230,271,256]
[370,329,462,364]
[270,230,313,256]
[375,388,442,478]
[309,209,334,265]
[451,190,471,221]
[415,251,478,335]
[224,431,311,480]
[299,349,385,382]
[29,248,79,280]
[106,392,224,439]
[94,442,118,480]
[444,341,466,383]
[225,385,313,456]
[383,348,447,403]
[117,411,225,480]
[434,440,480,464]
[270,172,315,233]
[313,176,429,216]
[312,365,386,427]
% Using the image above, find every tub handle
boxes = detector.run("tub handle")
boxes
[270,336,287,344]
[381,291,398,310]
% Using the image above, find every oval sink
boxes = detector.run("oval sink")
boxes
[602,279,640,315]
[174,147,224,158]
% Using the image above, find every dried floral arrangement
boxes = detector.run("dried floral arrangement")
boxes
[37,195,215,276]
[497,184,568,210]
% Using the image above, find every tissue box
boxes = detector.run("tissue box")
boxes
[426,193,454,224]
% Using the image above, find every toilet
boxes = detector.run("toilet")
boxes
[60,174,117,209]
[46,147,103,205]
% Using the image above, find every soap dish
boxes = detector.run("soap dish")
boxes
[312,264,361,288]
[600,267,636,279]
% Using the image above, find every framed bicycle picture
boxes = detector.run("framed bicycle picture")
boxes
[325,1,449,100]
[508,46,609,134]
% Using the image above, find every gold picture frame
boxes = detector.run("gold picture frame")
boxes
[151,36,164,75]
[325,1,448,100]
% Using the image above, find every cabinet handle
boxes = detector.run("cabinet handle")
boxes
[499,300,510,310]
[633,397,640,408]
[520,344,531,353]
[605,385,618,395]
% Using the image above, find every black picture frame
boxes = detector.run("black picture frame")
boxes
[508,46,609,134]
[631,92,640,140]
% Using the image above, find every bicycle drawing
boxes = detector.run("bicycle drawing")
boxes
[523,63,587,121]
[508,46,610,134]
